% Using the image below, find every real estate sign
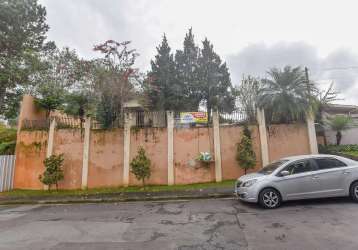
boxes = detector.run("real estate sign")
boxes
[180,112,208,124]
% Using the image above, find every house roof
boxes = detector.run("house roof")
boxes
[322,104,358,114]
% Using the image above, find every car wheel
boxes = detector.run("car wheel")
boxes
[259,188,281,209]
[350,182,358,202]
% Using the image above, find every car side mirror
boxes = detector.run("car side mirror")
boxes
[280,170,290,177]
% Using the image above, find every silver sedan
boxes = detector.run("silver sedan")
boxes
[235,154,358,209]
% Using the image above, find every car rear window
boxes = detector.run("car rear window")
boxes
[314,158,347,170]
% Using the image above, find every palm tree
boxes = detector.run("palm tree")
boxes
[326,115,352,145]
[312,82,340,145]
[257,66,315,123]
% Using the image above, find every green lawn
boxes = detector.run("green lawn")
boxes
[0,180,235,199]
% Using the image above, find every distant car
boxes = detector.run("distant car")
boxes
[235,154,358,209]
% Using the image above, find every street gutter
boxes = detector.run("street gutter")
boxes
[0,187,235,205]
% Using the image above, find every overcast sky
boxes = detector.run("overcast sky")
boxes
[40,0,358,105]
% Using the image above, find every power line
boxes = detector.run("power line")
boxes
[313,66,358,71]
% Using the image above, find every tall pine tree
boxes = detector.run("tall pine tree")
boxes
[197,38,236,120]
[175,28,200,110]
[147,34,185,110]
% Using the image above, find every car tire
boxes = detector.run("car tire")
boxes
[350,182,358,202]
[259,188,282,209]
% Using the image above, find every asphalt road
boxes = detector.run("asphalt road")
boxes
[0,197,357,250]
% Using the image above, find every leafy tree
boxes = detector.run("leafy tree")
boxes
[39,154,65,191]
[93,40,139,128]
[257,66,315,123]
[197,38,236,120]
[0,125,17,155]
[130,147,151,187]
[64,91,94,127]
[236,125,256,174]
[326,115,352,145]
[31,47,97,119]
[34,82,66,117]
[174,28,201,110]
[147,34,185,110]
[236,75,261,122]
[0,0,54,112]
[1,88,24,123]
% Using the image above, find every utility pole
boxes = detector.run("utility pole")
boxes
[305,66,310,95]
[305,67,312,109]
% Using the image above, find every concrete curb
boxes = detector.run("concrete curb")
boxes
[0,189,235,205]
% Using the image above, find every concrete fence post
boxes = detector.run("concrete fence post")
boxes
[257,109,269,166]
[44,118,57,190]
[212,110,222,182]
[46,118,56,158]
[167,111,175,185]
[123,112,132,187]
[81,117,91,190]
[306,112,318,154]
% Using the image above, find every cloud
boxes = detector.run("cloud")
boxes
[226,42,358,104]
[40,0,358,104]
[41,0,160,70]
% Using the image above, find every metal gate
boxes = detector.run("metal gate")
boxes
[0,155,16,192]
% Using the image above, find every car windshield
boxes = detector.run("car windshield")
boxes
[258,160,289,175]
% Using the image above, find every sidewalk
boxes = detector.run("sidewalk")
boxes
[0,186,235,205]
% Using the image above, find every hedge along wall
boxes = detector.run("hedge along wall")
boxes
[53,129,84,189]
[13,130,48,189]
[268,123,310,162]
[88,129,124,188]
[174,127,215,185]
[220,125,262,180]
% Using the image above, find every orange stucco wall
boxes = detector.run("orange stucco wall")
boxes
[173,127,215,185]
[13,131,48,189]
[220,125,262,180]
[88,129,124,188]
[53,129,83,189]
[129,128,168,185]
[268,123,310,162]
[14,122,312,189]
[17,95,47,129]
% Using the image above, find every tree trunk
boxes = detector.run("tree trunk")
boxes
[336,131,342,145]
[206,102,211,125]
[0,85,6,112]
[244,168,247,175]
[56,182,59,191]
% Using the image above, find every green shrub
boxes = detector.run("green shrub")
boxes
[319,144,358,158]
[236,125,256,174]
[39,154,65,191]
[130,147,151,187]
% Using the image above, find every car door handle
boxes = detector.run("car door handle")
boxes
[343,171,351,175]
[311,176,319,180]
